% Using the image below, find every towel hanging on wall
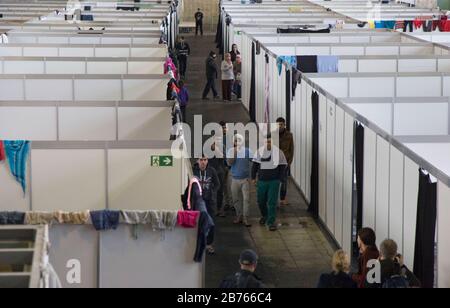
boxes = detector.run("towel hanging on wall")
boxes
[297,56,318,73]
[4,141,30,194]
[0,141,5,161]
[317,56,339,73]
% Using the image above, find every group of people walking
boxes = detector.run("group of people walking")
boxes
[187,118,295,255]
[202,44,242,101]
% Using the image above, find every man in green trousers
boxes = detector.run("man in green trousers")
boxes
[251,134,287,231]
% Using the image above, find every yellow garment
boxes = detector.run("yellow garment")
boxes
[25,212,57,225]
[368,21,375,29]
[54,211,90,224]
[288,7,303,13]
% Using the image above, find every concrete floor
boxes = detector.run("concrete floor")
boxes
[182,35,337,288]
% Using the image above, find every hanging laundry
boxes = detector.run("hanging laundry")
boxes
[4,140,30,194]
[368,21,375,29]
[25,212,58,225]
[90,210,120,231]
[404,21,414,32]
[194,211,215,263]
[160,211,178,230]
[433,20,440,31]
[423,20,433,32]
[292,69,302,98]
[317,56,339,73]
[264,54,270,123]
[414,18,424,29]
[0,212,25,225]
[0,141,5,161]
[121,210,151,224]
[395,21,405,31]
[297,56,318,73]
[164,57,178,79]
[375,21,384,29]
[148,210,178,230]
[54,211,90,224]
[384,21,396,30]
[277,56,297,75]
[177,210,200,228]
[439,16,450,32]
[183,177,214,262]
[277,27,331,34]
[40,263,62,288]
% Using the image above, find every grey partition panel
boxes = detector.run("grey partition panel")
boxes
[49,225,99,288]
[99,225,202,288]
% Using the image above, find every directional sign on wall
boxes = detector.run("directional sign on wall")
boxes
[151,155,173,167]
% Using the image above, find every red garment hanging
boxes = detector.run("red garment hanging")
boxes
[439,20,450,32]
[0,141,5,162]
[414,19,423,29]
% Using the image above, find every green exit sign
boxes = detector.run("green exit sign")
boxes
[151,155,173,167]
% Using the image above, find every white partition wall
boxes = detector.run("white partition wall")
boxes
[0,45,167,58]
[0,0,202,289]
[438,181,450,288]
[0,75,167,101]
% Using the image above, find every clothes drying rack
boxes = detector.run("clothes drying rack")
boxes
[0,225,47,288]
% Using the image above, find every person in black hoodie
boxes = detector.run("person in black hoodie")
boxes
[202,51,220,100]
[193,156,220,254]
[318,250,357,288]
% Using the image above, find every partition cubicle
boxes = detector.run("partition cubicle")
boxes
[0,57,165,74]
[0,0,201,288]
[222,0,450,287]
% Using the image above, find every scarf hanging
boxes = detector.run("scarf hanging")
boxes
[4,141,30,194]
[0,141,5,162]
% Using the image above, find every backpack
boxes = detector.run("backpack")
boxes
[382,275,410,289]
[181,177,202,210]
[221,272,257,289]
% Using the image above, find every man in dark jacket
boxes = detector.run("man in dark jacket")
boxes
[252,134,287,231]
[277,117,294,206]
[193,156,220,254]
[366,239,421,288]
[194,8,204,36]
[207,141,227,217]
[175,36,190,78]
[202,51,220,100]
[220,249,266,288]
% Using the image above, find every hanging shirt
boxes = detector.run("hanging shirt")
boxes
[317,56,339,73]
[178,87,189,107]
[297,56,318,73]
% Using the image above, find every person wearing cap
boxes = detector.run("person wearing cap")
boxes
[220,249,265,288]
[227,134,253,227]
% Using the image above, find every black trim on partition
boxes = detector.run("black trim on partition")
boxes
[414,169,437,288]
[309,91,319,218]
[285,68,291,131]
[249,42,256,123]
[354,122,365,237]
